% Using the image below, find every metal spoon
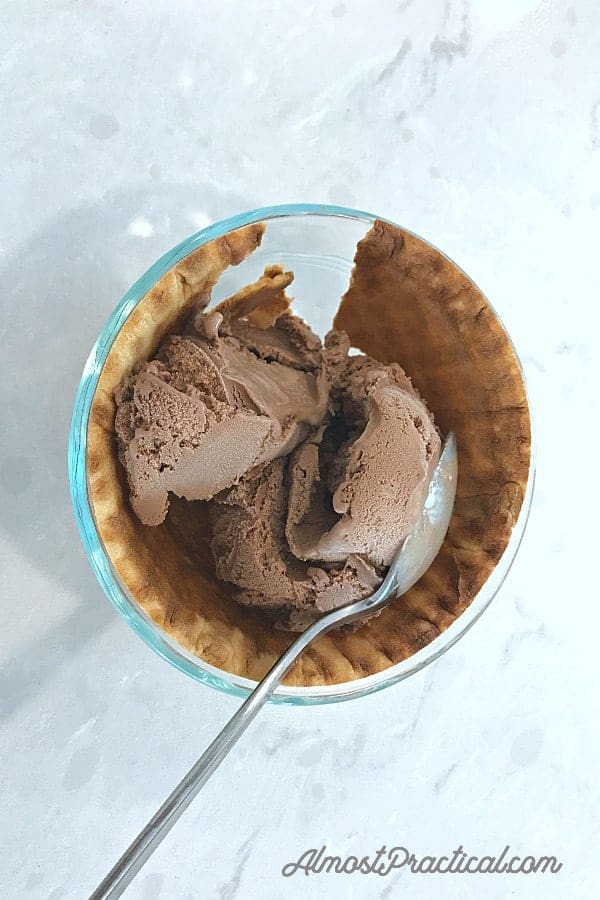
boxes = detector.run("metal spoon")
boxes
[90,432,457,899]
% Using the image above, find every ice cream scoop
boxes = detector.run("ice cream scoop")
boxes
[90,432,457,900]
[115,277,442,630]
[209,349,441,630]
[114,266,330,525]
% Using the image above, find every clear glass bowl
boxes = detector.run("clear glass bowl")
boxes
[69,204,534,705]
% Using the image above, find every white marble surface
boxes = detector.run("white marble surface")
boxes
[1,1,599,897]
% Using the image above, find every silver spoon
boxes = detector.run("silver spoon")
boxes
[91,432,457,899]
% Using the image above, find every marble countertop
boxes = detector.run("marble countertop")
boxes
[1,1,598,898]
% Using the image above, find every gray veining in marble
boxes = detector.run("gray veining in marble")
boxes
[1,1,599,898]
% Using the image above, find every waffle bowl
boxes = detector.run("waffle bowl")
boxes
[70,205,532,703]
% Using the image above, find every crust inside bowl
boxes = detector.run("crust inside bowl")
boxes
[87,220,531,687]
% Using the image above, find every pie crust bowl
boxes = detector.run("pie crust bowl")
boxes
[69,204,533,705]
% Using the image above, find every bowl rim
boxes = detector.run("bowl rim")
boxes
[68,202,535,705]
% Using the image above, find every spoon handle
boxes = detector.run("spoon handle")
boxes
[89,431,457,898]
[89,617,328,899]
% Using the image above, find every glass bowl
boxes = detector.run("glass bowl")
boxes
[69,204,534,705]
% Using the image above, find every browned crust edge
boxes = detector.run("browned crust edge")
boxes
[332,221,531,667]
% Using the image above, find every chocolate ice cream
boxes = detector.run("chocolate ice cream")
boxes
[285,351,441,569]
[115,266,328,525]
[115,263,441,630]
